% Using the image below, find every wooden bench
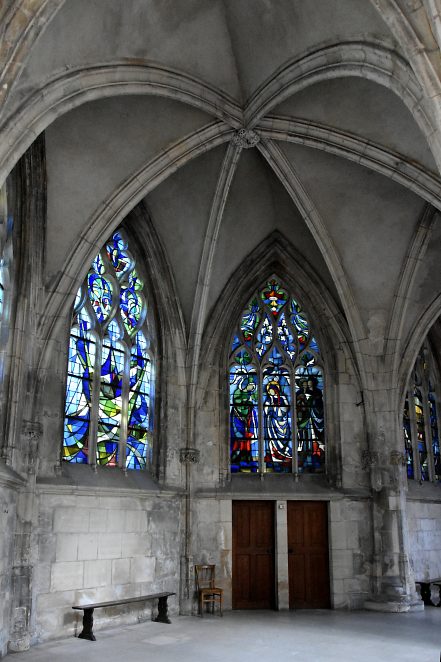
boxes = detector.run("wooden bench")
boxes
[416,579,441,607]
[72,591,175,641]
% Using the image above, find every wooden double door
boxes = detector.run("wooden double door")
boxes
[232,500,330,609]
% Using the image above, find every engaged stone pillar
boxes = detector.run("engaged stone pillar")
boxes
[363,418,422,612]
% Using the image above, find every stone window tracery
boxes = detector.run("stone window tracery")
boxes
[63,229,155,470]
[229,277,325,475]
[403,343,441,482]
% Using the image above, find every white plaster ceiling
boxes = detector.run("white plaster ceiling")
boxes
[7,0,441,350]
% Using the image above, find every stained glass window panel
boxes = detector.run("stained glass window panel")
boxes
[230,364,259,473]
[63,331,96,464]
[414,386,429,480]
[428,385,441,480]
[295,365,325,473]
[229,277,324,476]
[403,396,414,479]
[263,367,292,472]
[88,271,113,323]
[106,230,133,278]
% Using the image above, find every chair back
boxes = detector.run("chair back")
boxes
[195,564,216,591]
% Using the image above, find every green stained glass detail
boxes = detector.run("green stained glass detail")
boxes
[235,349,252,365]
[241,298,261,343]
[260,279,288,316]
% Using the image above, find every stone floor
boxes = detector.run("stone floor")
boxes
[8,609,441,661]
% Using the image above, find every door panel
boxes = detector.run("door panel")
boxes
[232,501,275,609]
[288,501,330,608]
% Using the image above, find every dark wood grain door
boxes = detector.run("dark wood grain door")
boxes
[232,500,275,609]
[288,501,330,608]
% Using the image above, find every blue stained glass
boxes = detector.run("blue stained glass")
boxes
[414,387,429,480]
[241,298,261,344]
[309,337,320,353]
[277,312,296,360]
[120,286,143,334]
[74,307,93,336]
[231,334,241,353]
[106,318,122,344]
[428,385,441,480]
[403,396,414,479]
[300,351,315,366]
[290,299,309,350]
[96,422,119,466]
[106,231,132,279]
[256,314,273,358]
[88,272,113,323]
[92,252,106,275]
[268,346,284,366]
[234,349,252,365]
[230,364,259,473]
[128,268,143,291]
[126,430,150,470]
[263,367,292,472]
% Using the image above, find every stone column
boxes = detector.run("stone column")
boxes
[8,420,42,652]
[363,391,422,612]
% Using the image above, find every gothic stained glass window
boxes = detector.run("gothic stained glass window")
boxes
[229,277,325,474]
[63,229,155,470]
[403,345,441,483]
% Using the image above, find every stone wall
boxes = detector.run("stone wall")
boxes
[0,482,18,657]
[407,496,441,585]
[31,486,181,643]
[329,498,372,609]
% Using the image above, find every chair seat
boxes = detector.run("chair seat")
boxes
[195,564,223,617]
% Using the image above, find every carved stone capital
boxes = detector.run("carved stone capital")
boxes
[361,450,379,471]
[179,448,200,464]
[232,128,260,149]
[22,420,42,441]
[390,451,406,467]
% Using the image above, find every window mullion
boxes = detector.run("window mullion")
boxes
[291,365,298,476]
[89,333,102,469]
[422,377,435,482]
[258,365,264,476]
[119,341,130,470]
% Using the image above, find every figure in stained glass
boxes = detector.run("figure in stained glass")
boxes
[229,276,325,475]
[230,364,258,472]
[263,370,292,472]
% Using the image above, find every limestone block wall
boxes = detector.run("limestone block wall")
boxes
[192,498,232,611]
[32,487,182,643]
[407,498,441,582]
[329,498,372,609]
[0,483,17,657]
[193,495,372,613]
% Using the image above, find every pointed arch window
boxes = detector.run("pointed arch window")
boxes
[229,278,325,474]
[403,344,441,482]
[63,230,155,470]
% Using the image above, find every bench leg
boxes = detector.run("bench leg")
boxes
[419,583,435,607]
[78,608,96,641]
[154,596,171,624]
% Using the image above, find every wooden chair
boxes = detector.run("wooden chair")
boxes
[195,564,223,617]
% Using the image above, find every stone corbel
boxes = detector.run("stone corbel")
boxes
[179,448,200,464]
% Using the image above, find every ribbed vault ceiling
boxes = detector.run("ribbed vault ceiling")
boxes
[2,0,441,363]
